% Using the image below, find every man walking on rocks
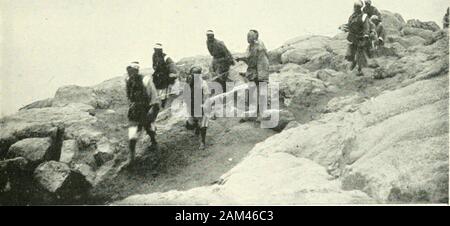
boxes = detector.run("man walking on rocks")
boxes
[125,62,161,166]
[206,30,235,93]
[236,29,270,121]
[363,0,381,21]
[152,43,178,108]
[344,0,371,76]
[185,66,211,150]
[370,15,386,48]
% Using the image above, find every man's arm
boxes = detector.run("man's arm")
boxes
[145,77,160,122]
[219,41,235,65]
[362,14,371,36]
[378,24,386,43]
[125,76,131,101]
[143,76,161,107]
[235,46,249,64]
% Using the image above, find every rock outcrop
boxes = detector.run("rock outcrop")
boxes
[1,10,448,205]
[117,11,449,205]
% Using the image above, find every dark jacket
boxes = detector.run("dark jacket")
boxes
[347,12,370,43]
[152,53,177,76]
[125,74,160,106]
[152,53,177,89]
[207,39,234,66]
[364,5,382,21]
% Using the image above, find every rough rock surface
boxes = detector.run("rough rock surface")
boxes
[117,11,449,205]
[1,10,448,205]
[7,138,54,164]
[34,161,91,200]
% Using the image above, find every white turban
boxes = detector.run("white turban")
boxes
[129,61,140,70]
[354,0,363,7]
[154,43,163,49]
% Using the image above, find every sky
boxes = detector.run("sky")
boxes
[1,0,448,116]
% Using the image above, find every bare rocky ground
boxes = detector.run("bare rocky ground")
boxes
[1,10,448,205]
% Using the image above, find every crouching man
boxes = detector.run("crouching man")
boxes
[185,66,211,150]
[125,62,161,165]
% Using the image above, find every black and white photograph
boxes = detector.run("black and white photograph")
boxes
[0,0,449,213]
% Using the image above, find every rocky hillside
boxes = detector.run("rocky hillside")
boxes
[1,10,449,205]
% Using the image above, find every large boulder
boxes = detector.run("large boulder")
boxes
[53,86,99,108]
[59,139,78,164]
[406,19,441,32]
[91,77,128,109]
[374,31,448,81]
[7,138,58,166]
[380,10,406,36]
[19,98,53,111]
[0,104,100,156]
[280,36,332,65]
[0,123,61,159]
[53,76,128,110]
[269,64,334,123]
[33,161,91,201]
[387,35,426,48]
[401,26,435,42]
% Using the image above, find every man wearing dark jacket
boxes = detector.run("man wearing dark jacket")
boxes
[185,66,211,150]
[206,30,235,92]
[125,62,161,165]
[363,0,382,21]
[152,43,178,108]
[345,0,371,75]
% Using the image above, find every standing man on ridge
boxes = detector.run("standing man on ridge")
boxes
[363,0,382,21]
[236,29,270,122]
[152,43,178,108]
[370,15,385,47]
[125,62,161,166]
[185,66,211,150]
[206,30,235,93]
[344,0,371,76]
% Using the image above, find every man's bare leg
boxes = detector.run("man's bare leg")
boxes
[127,126,140,166]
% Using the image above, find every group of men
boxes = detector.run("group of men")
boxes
[124,29,269,165]
[123,0,447,166]
[343,0,385,75]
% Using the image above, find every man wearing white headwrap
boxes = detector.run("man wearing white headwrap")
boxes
[185,66,211,150]
[206,30,235,92]
[152,43,178,108]
[345,0,371,75]
[363,0,382,22]
[125,61,161,165]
